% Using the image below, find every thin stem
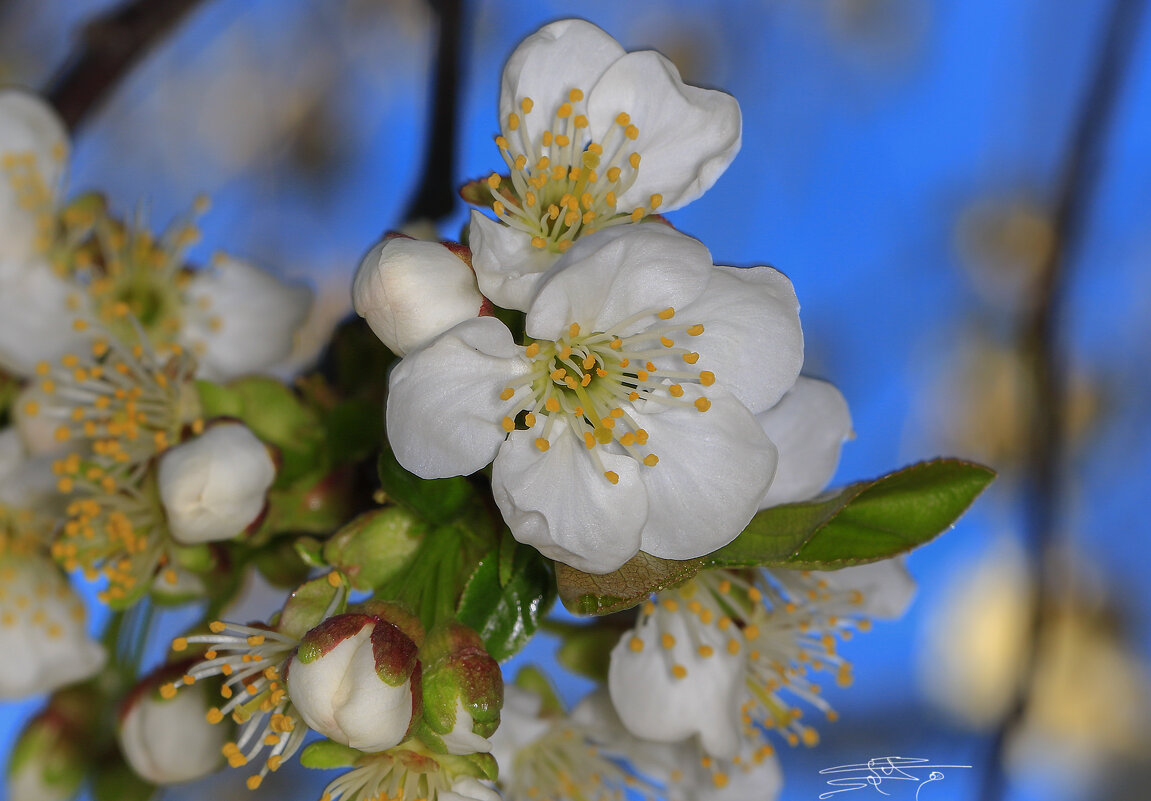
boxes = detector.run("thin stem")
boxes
[44,0,211,132]
[401,0,466,225]
[980,1,1147,798]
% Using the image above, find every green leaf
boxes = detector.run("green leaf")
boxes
[299,740,363,770]
[377,446,474,525]
[456,543,555,662]
[555,458,995,615]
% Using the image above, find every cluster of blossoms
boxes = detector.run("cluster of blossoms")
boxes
[0,15,981,801]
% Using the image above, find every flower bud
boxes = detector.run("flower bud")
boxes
[6,690,94,801]
[420,621,502,755]
[117,662,230,785]
[352,234,488,356]
[286,613,420,752]
[323,508,425,590]
[157,422,275,545]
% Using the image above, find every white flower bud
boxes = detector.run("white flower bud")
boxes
[352,235,486,356]
[157,422,275,545]
[285,613,419,753]
[118,676,228,785]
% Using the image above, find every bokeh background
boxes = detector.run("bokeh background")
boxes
[1,0,1149,799]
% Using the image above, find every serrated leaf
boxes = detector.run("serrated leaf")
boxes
[555,458,995,615]
[278,573,345,639]
[377,446,474,525]
[299,740,363,769]
[457,544,555,662]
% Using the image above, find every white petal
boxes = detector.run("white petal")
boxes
[822,557,916,619]
[492,427,646,574]
[757,376,852,507]
[499,19,625,150]
[332,650,412,752]
[441,777,502,801]
[181,256,312,380]
[386,317,530,479]
[634,384,777,560]
[0,91,68,263]
[468,210,556,311]
[587,51,741,212]
[608,611,745,759]
[440,700,493,755]
[118,682,226,785]
[525,225,711,341]
[697,741,784,801]
[488,686,550,775]
[0,261,88,377]
[668,265,803,414]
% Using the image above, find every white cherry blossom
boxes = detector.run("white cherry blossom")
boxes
[386,224,802,573]
[469,18,742,310]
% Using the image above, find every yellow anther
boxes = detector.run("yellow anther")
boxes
[699,371,716,386]
[495,135,509,149]
[206,708,224,724]
[630,208,644,222]
[172,637,188,652]
[507,112,520,131]
[661,633,676,650]
[542,131,553,147]
[568,88,584,102]
[694,397,712,412]
[616,112,631,126]
[492,200,506,216]
[682,352,700,364]
[629,153,641,169]
[606,166,622,183]
[521,97,534,113]
[713,772,730,789]
[727,638,741,655]
[568,322,581,337]
[574,115,589,128]
[524,412,536,426]
[584,432,597,449]
[669,384,685,398]
[604,471,619,484]
[635,428,649,444]
[502,417,515,432]
[545,397,560,412]
[671,664,688,679]
[72,319,89,332]
[531,236,547,249]
[629,636,644,652]
[744,624,760,639]
[247,776,263,791]
[687,324,705,336]
[698,644,715,658]
[160,683,177,699]
[535,438,550,452]
[327,571,343,588]
[487,173,501,189]
[660,336,674,348]
[500,387,515,401]
[556,134,571,147]
[748,587,763,602]
[525,342,541,357]
[643,454,659,467]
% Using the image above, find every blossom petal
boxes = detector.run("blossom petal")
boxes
[757,376,852,508]
[822,558,916,619]
[587,51,741,212]
[608,611,745,758]
[525,225,711,341]
[387,317,529,478]
[633,384,777,560]
[468,210,556,311]
[499,19,625,150]
[0,91,68,264]
[668,265,803,414]
[181,256,312,380]
[0,261,88,377]
[492,426,647,574]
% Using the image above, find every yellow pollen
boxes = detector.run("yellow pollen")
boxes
[699,371,716,386]
[629,636,644,652]
[545,397,560,412]
[502,417,515,432]
[569,322,581,337]
[695,397,712,412]
[247,776,262,791]
[493,200,506,216]
[630,208,644,222]
[531,236,547,249]
[748,587,763,602]
[671,664,688,679]
[327,571,343,588]
[629,153,641,169]
[660,336,674,348]
[160,683,177,699]
[650,194,663,210]
[683,352,700,364]
[610,338,623,350]
[727,639,741,655]
[661,633,676,650]
[643,454,659,466]
[713,772,729,789]
[669,384,684,397]
[584,432,597,449]
[500,387,515,401]
[535,438,550,452]
[744,624,760,639]
[604,471,619,485]
[521,97,534,113]
[507,113,520,131]
[607,166,621,183]
[172,637,188,651]
[206,708,224,724]
[525,343,540,357]
[557,102,573,118]
[487,173,501,189]
[698,644,715,658]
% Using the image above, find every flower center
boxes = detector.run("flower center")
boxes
[485,89,664,253]
[500,307,713,483]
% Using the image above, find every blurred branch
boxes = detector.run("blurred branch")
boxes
[402,0,465,225]
[981,0,1147,798]
[44,0,210,132]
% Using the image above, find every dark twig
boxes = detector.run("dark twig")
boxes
[402,0,466,225]
[980,1,1147,799]
[44,0,210,132]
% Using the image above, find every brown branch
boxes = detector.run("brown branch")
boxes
[980,0,1147,798]
[44,0,211,132]
[402,0,466,225]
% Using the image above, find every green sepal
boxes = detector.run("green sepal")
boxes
[324,507,426,591]
[555,458,996,616]
[456,542,555,662]
[277,573,347,640]
[194,379,243,418]
[377,446,475,525]
[299,740,364,770]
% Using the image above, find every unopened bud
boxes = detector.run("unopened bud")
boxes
[420,621,502,755]
[6,690,95,801]
[117,661,230,785]
[157,422,275,545]
[286,613,420,752]
[352,235,488,356]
